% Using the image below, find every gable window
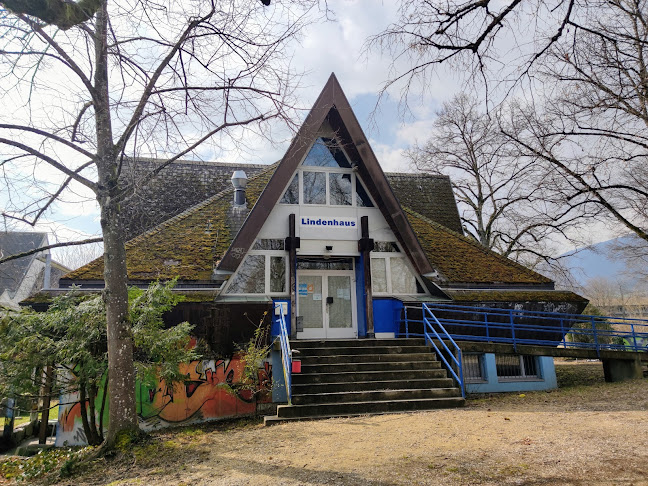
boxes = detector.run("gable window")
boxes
[302,137,351,168]
[329,173,352,206]
[303,171,326,204]
[280,175,299,204]
[279,137,374,207]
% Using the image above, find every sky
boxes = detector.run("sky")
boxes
[1,0,623,270]
[3,0,465,260]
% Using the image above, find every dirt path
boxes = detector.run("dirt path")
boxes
[5,362,648,485]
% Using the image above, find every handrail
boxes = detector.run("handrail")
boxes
[422,303,465,398]
[276,304,293,405]
[402,302,648,355]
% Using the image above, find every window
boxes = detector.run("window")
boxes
[225,254,287,295]
[355,178,373,207]
[495,355,540,381]
[463,354,486,382]
[374,241,400,252]
[280,175,299,204]
[270,256,286,292]
[329,172,352,206]
[371,254,425,295]
[302,171,327,205]
[390,258,417,294]
[253,239,285,250]
[225,255,265,294]
[297,258,354,271]
[278,137,374,208]
[302,138,351,168]
[370,258,387,293]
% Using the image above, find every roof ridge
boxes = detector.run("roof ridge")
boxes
[127,157,269,169]
[402,207,552,283]
[385,172,450,179]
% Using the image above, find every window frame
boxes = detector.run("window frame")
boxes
[278,138,375,208]
[370,251,427,296]
[223,250,289,296]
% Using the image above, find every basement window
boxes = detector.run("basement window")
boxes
[463,354,486,383]
[496,355,541,381]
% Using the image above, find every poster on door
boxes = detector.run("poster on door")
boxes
[298,283,308,296]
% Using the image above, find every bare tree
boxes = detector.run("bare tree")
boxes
[502,0,648,245]
[365,0,581,105]
[407,93,590,265]
[370,0,648,273]
[0,0,315,447]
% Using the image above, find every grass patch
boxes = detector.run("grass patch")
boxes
[11,404,59,429]
[555,360,606,388]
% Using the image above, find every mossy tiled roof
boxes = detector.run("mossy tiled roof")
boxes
[386,173,463,234]
[445,289,587,303]
[403,208,553,285]
[65,165,277,281]
[66,166,554,289]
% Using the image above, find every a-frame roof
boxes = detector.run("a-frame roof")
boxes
[218,73,434,276]
[64,75,575,297]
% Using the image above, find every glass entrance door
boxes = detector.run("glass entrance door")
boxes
[297,270,356,339]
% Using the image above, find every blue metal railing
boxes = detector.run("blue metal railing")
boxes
[402,303,648,358]
[276,304,293,405]
[422,303,465,398]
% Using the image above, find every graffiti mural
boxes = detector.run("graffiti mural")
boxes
[56,354,271,446]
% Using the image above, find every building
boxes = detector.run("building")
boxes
[0,232,69,310]
[54,74,588,443]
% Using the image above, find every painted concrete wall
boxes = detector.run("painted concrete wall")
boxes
[56,355,271,446]
[373,298,403,338]
[466,354,557,394]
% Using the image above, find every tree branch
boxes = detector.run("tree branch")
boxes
[0,237,103,265]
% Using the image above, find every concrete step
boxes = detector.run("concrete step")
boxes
[265,407,457,426]
[294,345,432,356]
[292,387,461,405]
[292,368,449,384]
[299,360,442,374]
[298,352,437,364]
[275,396,466,419]
[292,378,456,395]
[292,338,426,348]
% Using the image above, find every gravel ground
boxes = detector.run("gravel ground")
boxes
[6,361,648,486]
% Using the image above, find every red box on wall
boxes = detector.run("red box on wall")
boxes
[291,360,301,373]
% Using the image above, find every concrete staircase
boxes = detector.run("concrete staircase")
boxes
[264,338,465,425]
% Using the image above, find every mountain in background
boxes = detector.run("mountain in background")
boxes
[560,235,635,288]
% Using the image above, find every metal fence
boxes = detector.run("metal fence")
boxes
[402,302,648,357]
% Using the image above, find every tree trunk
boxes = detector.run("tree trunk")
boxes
[93,2,138,448]
[101,195,138,447]
[98,371,108,441]
[38,365,53,444]
[79,381,101,446]
[87,382,100,443]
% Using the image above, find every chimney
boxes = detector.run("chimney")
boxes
[43,253,52,290]
[231,170,248,207]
